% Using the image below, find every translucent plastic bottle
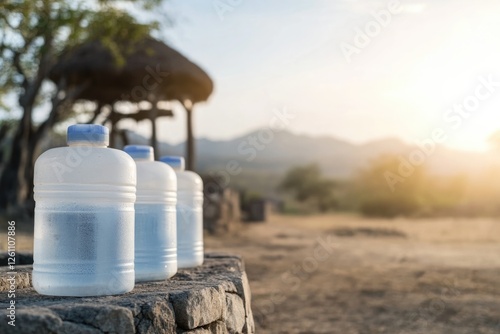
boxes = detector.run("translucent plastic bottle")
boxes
[160,156,204,268]
[33,124,136,296]
[124,145,177,281]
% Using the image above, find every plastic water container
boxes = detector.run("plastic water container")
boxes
[32,124,136,296]
[160,156,204,268]
[124,145,177,281]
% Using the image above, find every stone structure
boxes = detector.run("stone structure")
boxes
[204,188,241,234]
[245,199,271,223]
[0,253,254,334]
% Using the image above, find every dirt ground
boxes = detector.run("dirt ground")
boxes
[205,214,500,334]
[3,213,500,333]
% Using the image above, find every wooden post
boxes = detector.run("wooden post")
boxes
[185,104,195,171]
[109,106,116,148]
[150,101,159,159]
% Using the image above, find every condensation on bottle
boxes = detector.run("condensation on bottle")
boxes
[33,124,136,296]
[124,145,177,281]
[160,156,204,268]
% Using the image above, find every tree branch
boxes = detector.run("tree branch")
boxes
[12,52,29,90]
[86,102,104,124]
[35,79,90,139]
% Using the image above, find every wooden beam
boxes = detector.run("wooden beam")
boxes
[107,108,173,124]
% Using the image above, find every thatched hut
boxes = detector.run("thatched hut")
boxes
[50,38,213,168]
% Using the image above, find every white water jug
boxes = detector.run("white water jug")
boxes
[33,124,136,296]
[124,145,177,281]
[160,156,204,268]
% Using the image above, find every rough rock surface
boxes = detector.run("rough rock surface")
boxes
[0,253,254,334]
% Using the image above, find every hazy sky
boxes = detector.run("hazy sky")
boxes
[136,0,500,151]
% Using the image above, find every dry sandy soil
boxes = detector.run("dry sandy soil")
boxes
[3,213,500,333]
[205,214,500,334]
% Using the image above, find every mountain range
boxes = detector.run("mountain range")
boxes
[126,129,496,182]
[120,129,500,196]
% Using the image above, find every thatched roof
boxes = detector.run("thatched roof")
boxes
[49,38,213,104]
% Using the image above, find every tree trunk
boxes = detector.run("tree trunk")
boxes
[22,120,50,206]
[0,101,34,211]
[21,90,67,206]
[0,127,23,210]
[17,102,35,204]
[22,132,38,208]
[0,79,81,213]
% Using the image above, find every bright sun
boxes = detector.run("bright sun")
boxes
[389,17,500,152]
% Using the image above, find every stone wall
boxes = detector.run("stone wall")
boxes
[0,253,254,334]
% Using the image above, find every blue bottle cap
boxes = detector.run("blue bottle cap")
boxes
[160,156,185,171]
[124,145,154,160]
[67,124,109,146]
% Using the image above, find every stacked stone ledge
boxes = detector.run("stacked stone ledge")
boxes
[0,253,254,334]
